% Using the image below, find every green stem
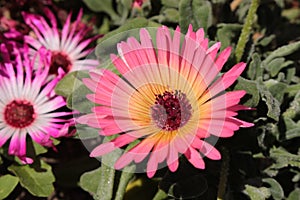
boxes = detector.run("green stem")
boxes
[115,165,136,200]
[217,147,230,200]
[235,0,260,62]
[94,156,116,200]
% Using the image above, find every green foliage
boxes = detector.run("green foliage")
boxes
[243,185,271,200]
[79,166,102,196]
[179,0,212,32]
[0,175,19,199]
[263,178,285,200]
[83,0,120,21]
[8,161,55,197]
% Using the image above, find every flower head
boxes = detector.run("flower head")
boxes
[0,44,74,163]
[22,8,99,76]
[78,25,254,178]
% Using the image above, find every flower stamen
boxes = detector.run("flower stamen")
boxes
[151,90,192,131]
[4,100,35,128]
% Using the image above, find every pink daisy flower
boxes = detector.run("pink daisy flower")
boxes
[78,25,254,178]
[0,45,74,164]
[22,8,99,75]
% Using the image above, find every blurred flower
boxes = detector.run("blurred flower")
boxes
[78,25,254,178]
[132,0,144,8]
[22,8,99,76]
[0,44,74,163]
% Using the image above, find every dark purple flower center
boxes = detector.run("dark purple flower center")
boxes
[4,100,35,128]
[50,51,72,74]
[151,90,192,131]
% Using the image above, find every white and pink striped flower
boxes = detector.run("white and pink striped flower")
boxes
[0,45,74,163]
[22,8,99,76]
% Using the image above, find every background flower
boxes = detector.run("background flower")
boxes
[22,8,99,76]
[0,44,74,163]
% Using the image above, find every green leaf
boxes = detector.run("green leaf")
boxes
[162,0,179,8]
[287,188,300,200]
[67,83,95,113]
[267,81,287,103]
[216,23,242,50]
[244,185,271,200]
[76,124,99,140]
[96,18,160,68]
[79,166,102,196]
[262,178,285,200]
[153,189,168,200]
[267,58,293,78]
[247,53,263,80]
[0,174,19,199]
[283,117,300,140]
[161,8,180,23]
[262,41,300,65]
[55,71,81,98]
[33,142,48,155]
[268,147,300,170]
[234,77,260,107]
[8,161,55,197]
[257,79,281,121]
[257,34,275,47]
[179,0,212,32]
[83,0,120,20]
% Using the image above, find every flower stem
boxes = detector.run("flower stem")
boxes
[217,147,230,200]
[235,0,260,62]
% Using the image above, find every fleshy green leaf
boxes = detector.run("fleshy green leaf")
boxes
[263,178,285,200]
[162,0,179,8]
[67,83,95,113]
[234,77,260,107]
[247,53,263,80]
[244,185,271,200]
[179,0,212,32]
[83,0,120,20]
[257,79,281,121]
[0,174,19,199]
[268,147,300,169]
[55,71,82,98]
[153,189,168,200]
[267,81,288,103]
[287,188,300,200]
[76,124,99,140]
[96,18,160,68]
[262,41,300,65]
[8,161,55,197]
[216,23,242,50]
[79,166,102,196]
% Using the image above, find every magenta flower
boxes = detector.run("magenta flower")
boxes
[22,8,99,75]
[78,25,254,178]
[0,45,74,163]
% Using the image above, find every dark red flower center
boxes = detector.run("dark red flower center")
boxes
[4,100,35,128]
[49,51,72,74]
[151,90,192,131]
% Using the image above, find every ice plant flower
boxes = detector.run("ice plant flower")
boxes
[22,8,99,75]
[0,45,74,163]
[78,25,254,178]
